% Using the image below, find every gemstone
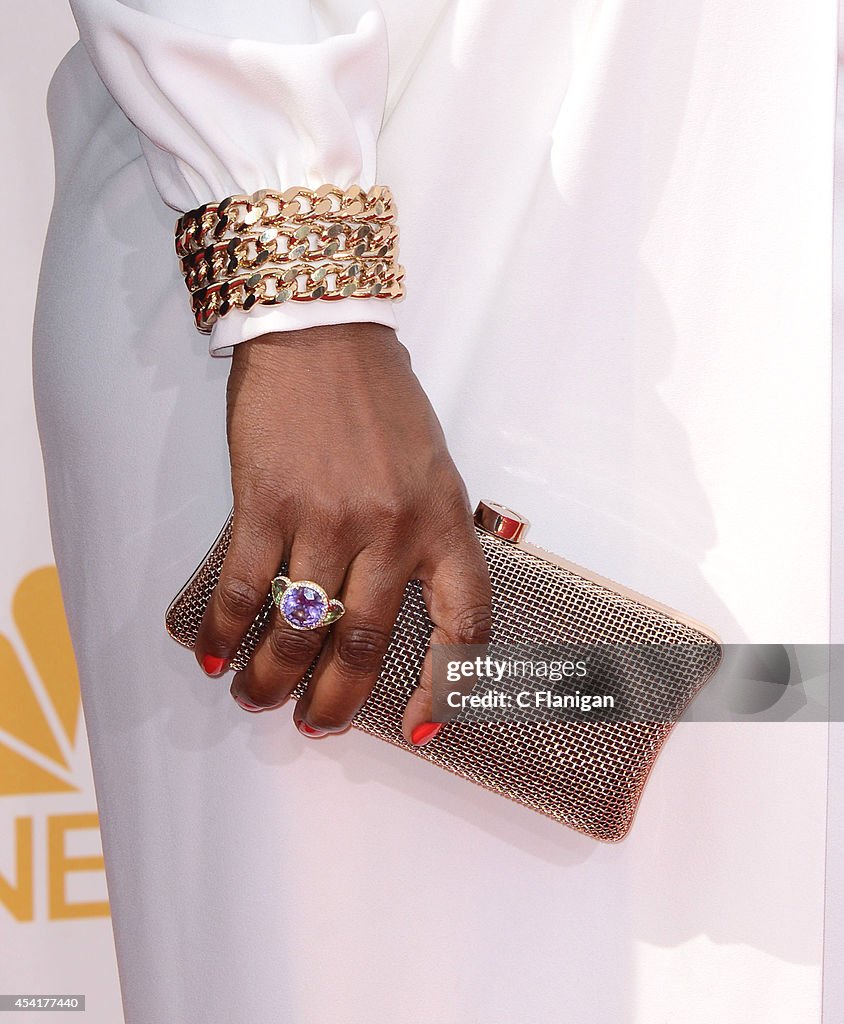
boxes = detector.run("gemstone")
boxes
[281,583,327,628]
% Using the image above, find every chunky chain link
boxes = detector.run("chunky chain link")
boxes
[179,220,400,292]
[190,260,405,334]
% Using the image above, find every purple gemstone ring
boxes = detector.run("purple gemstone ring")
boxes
[270,576,346,631]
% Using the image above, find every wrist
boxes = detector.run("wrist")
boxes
[229,323,410,389]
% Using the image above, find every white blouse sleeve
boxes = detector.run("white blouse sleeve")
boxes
[68,0,397,356]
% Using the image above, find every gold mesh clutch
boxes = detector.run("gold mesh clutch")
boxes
[165,500,721,842]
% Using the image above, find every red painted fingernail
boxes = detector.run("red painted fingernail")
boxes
[297,721,326,738]
[233,695,264,713]
[411,722,442,746]
[202,654,228,677]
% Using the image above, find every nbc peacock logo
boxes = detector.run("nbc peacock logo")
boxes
[0,567,109,922]
[0,568,81,796]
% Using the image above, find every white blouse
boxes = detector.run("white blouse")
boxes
[68,0,398,356]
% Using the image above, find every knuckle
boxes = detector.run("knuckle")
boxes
[216,576,265,622]
[375,501,418,545]
[452,603,493,646]
[266,625,324,669]
[373,492,413,526]
[305,487,350,524]
[348,490,415,538]
[307,706,351,732]
[334,624,391,676]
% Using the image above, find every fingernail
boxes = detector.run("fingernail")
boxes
[297,721,326,738]
[411,722,442,746]
[233,695,265,713]
[202,654,228,677]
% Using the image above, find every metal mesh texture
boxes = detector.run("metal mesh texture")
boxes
[165,512,721,842]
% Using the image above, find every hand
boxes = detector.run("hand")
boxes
[193,322,492,744]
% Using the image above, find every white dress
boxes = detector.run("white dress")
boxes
[33,1,834,1021]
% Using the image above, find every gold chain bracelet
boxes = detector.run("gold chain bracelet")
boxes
[190,260,405,334]
[176,184,397,258]
[175,184,404,331]
[179,220,400,292]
